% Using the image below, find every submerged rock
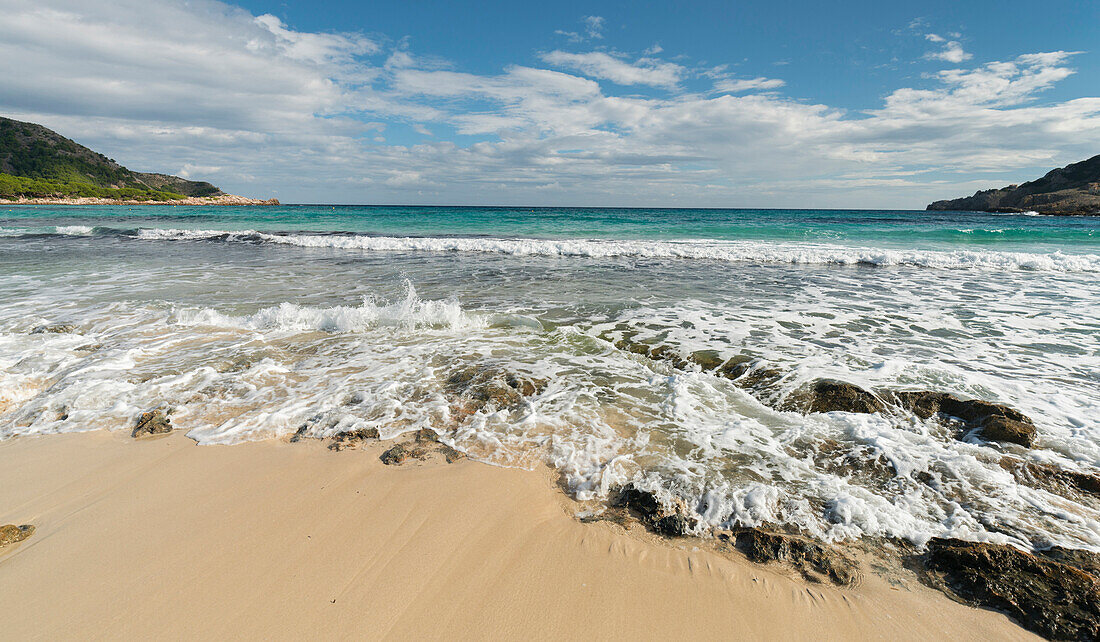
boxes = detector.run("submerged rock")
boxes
[724,528,858,586]
[132,408,172,437]
[1001,457,1100,498]
[891,392,1037,447]
[611,485,698,537]
[328,428,380,451]
[444,364,547,416]
[783,380,886,414]
[923,538,1100,640]
[31,323,76,334]
[0,524,34,548]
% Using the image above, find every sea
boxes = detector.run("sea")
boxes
[2,204,1098,550]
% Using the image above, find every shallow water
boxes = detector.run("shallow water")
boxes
[2,205,1098,550]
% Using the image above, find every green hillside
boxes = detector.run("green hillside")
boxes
[0,116,224,200]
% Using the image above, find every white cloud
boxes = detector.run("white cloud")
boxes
[539,51,683,89]
[1,0,1099,208]
[555,15,604,42]
[924,33,972,63]
[583,16,605,39]
[714,77,786,93]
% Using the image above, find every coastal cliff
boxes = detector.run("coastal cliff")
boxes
[0,116,276,204]
[927,155,1100,215]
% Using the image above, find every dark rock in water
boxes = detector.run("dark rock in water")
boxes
[0,524,35,548]
[611,484,698,537]
[379,441,431,465]
[725,528,858,586]
[923,538,1100,641]
[688,350,725,371]
[328,428,381,451]
[411,428,439,443]
[445,364,547,416]
[891,392,1036,447]
[1000,457,1100,498]
[31,323,77,334]
[132,408,172,437]
[784,380,885,414]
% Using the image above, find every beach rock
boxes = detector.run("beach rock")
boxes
[435,443,466,463]
[1000,457,1100,497]
[132,408,172,437]
[378,430,466,465]
[923,538,1100,640]
[783,380,885,414]
[611,485,698,537]
[379,441,431,465]
[444,364,547,416]
[31,323,76,334]
[0,524,34,548]
[891,392,1036,447]
[328,428,380,451]
[726,528,858,586]
[688,350,725,371]
[1040,547,1100,579]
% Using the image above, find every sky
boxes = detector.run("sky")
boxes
[1,0,1098,207]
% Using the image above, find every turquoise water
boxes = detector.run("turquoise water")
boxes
[2,205,1099,550]
[3,204,1099,253]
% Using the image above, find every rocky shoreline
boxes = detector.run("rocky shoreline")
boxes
[114,344,1100,640]
[3,194,279,206]
[927,155,1100,216]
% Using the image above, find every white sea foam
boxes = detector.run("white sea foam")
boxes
[54,225,95,235]
[132,228,1100,272]
[3,239,1100,551]
[175,282,478,333]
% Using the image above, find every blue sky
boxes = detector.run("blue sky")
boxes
[1,0,1098,206]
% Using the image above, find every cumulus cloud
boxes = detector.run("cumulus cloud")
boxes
[924,33,972,63]
[539,51,683,89]
[1,0,1099,208]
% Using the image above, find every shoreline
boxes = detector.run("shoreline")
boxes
[2,194,280,206]
[0,429,1038,640]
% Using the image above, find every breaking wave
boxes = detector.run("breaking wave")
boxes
[131,228,1100,272]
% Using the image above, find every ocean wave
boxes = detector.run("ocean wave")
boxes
[54,225,96,235]
[131,227,1100,272]
[174,282,478,333]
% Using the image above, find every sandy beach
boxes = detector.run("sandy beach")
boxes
[0,430,1037,640]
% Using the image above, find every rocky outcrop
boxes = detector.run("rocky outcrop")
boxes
[1000,457,1100,497]
[31,323,77,334]
[782,379,887,414]
[927,155,1100,215]
[132,409,172,437]
[610,335,1037,446]
[890,391,1037,447]
[611,485,698,537]
[444,364,547,417]
[0,524,34,548]
[923,538,1100,640]
[722,528,859,586]
[328,428,381,451]
[379,429,465,465]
